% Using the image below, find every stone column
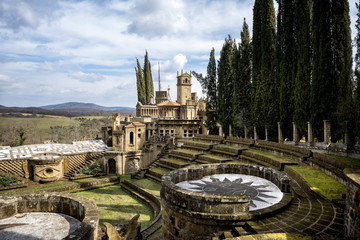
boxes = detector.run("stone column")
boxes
[344,121,350,150]
[254,126,258,141]
[277,122,283,143]
[307,122,313,146]
[265,127,268,141]
[217,123,223,137]
[229,125,232,137]
[293,122,299,144]
[323,120,331,145]
[244,125,248,139]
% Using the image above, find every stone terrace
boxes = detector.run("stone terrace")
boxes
[0,140,111,161]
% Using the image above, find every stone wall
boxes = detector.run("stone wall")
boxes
[0,193,99,240]
[161,164,291,240]
[345,168,360,239]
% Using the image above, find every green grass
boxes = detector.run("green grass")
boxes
[289,165,346,200]
[326,154,360,167]
[161,158,188,166]
[217,144,244,150]
[202,154,228,161]
[74,184,153,229]
[173,149,200,155]
[149,167,169,175]
[187,141,213,146]
[134,179,162,196]
[247,149,296,163]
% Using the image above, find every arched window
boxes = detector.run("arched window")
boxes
[130,132,134,145]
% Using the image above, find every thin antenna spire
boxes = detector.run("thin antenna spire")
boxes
[158,62,161,91]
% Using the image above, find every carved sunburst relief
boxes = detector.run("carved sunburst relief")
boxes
[176,174,283,210]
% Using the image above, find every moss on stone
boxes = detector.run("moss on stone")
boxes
[149,167,169,175]
[326,154,360,167]
[247,149,296,163]
[289,165,346,200]
[134,179,161,196]
[161,158,189,166]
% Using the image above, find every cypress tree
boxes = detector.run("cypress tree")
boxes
[356,1,360,141]
[143,51,154,104]
[310,0,335,141]
[135,58,146,104]
[278,0,296,139]
[192,48,218,134]
[260,0,278,140]
[332,0,353,143]
[293,0,311,136]
[252,0,263,130]
[233,19,252,137]
[217,36,234,136]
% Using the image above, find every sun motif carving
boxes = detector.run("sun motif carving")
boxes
[187,176,277,208]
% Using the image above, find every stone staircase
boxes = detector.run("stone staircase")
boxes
[0,160,25,178]
[64,152,105,178]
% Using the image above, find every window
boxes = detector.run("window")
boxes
[138,134,141,138]
[160,130,164,136]
[188,130,193,138]
[130,132,134,145]
[183,130,187,138]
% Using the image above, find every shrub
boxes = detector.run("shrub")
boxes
[0,176,19,187]
[79,161,104,175]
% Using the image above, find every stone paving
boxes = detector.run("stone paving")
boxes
[0,140,111,161]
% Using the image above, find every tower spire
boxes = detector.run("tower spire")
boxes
[158,62,161,91]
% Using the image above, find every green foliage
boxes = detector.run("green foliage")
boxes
[277,0,296,138]
[293,0,311,135]
[355,1,360,142]
[192,48,218,135]
[79,161,104,175]
[217,36,234,136]
[136,58,146,104]
[0,176,18,187]
[10,127,27,147]
[310,0,335,141]
[233,19,252,137]
[144,51,154,104]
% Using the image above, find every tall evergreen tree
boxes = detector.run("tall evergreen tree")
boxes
[135,58,146,104]
[233,19,252,137]
[310,0,335,141]
[356,0,360,141]
[277,0,296,139]
[192,48,218,135]
[293,0,311,136]
[217,36,234,136]
[143,51,154,104]
[332,0,353,143]
[252,0,264,130]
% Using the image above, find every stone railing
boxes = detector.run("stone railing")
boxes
[257,140,312,161]
[344,168,360,239]
[0,193,99,240]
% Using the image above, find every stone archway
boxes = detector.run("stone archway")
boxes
[108,159,116,174]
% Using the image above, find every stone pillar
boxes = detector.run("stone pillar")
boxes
[307,122,313,146]
[323,120,331,145]
[217,124,223,137]
[254,126,258,141]
[293,122,299,144]
[244,125,248,139]
[344,122,350,150]
[344,168,360,239]
[229,125,232,137]
[277,122,283,143]
[265,127,268,141]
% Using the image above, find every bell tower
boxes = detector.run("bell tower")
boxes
[176,70,192,105]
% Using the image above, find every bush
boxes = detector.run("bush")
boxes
[78,161,104,175]
[0,176,18,187]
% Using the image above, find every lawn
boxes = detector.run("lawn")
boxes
[247,149,296,163]
[326,154,360,168]
[133,179,162,196]
[74,184,154,229]
[289,165,346,200]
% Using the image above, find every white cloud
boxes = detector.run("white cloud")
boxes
[68,71,105,83]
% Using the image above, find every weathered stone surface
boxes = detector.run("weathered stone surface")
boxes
[345,168,360,239]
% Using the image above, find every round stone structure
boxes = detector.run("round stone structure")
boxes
[28,153,64,182]
[0,193,99,240]
[161,163,292,240]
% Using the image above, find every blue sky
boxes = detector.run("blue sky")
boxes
[0,0,358,108]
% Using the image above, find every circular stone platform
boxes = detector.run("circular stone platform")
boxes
[176,173,283,211]
[0,212,81,240]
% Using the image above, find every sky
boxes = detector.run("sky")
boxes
[0,0,358,108]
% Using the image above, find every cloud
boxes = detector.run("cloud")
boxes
[0,0,59,31]
[68,71,105,83]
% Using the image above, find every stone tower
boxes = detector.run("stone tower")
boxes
[176,71,192,105]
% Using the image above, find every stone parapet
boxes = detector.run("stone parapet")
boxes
[344,168,360,239]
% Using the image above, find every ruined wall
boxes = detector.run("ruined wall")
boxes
[345,168,360,239]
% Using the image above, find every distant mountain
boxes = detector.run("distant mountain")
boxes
[41,102,134,111]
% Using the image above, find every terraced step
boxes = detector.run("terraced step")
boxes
[193,134,224,143]
[243,149,298,170]
[197,154,232,163]
[145,167,169,182]
[158,158,190,169]
[256,140,312,161]
[210,144,246,157]
[182,140,215,152]
[225,136,255,147]
[168,149,204,161]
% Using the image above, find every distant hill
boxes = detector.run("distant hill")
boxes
[41,102,134,111]
[0,102,135,117]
